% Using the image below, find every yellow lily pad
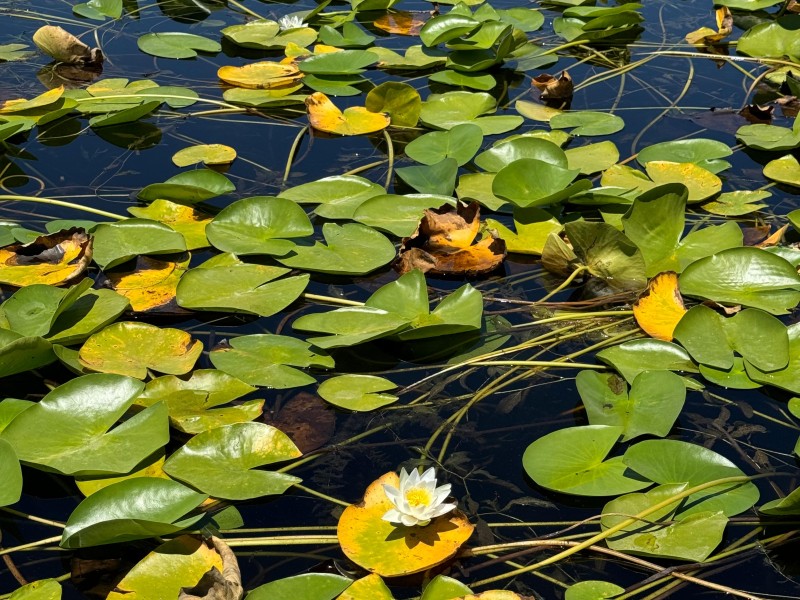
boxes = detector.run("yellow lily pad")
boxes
[644,161,722,203]
[633,272,687,342]
[172,144,237,167]
[0,86,64,113]
[105,255,189,313]
[337,472,474,577]
[127,199,211,251]
[0,228,92,287]
[107,535,222,600]
[79,321,203,379]
[218,62,303,89]
[306,92,390,136]
[338,574,394,600]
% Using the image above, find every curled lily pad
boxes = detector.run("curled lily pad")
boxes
[522,425,650,496]
[60,477,208,548]
[0,373,168,476]
[138,169,235,204]
[486,207,562,256]
[164,422,301,500]
[306,92,389,136]
[632,271,687,341]
[33,25,103,65]
[0,228,92,287]
[79,322,203,378]
[209,333,334,389]
[206,196,313,256]
[337,471,474,576]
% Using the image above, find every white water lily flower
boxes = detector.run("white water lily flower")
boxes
[278,15,305,31]
[382,467,457,527]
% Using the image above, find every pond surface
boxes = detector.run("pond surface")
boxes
[1,0,800,598]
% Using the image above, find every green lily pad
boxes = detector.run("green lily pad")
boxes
[405,124,484,166]
[318,375,397,411]
[596,339,700,383]
[247,574,352,600]
[565,141,619,175]
[8,579,62,600]
[280,175,385,220]
[92,219,186,270]
[492,158,586,208]
[699,356,761,390]
[515,100,563,122]
[209,333,334,388]
[0,329,56,377]
[206,197,312,256]
[0,399,34,435]
[293,307,410,349]
[222,21,317,50]
[79,322,203,378]
[127,199,211,251]
[737,15,800,62]
[428,70,496,90]
[138,169,235,204]
[485,207,562,255]
[637,138,731,174]
[550,111,625,136]
[74,0,122,19]
[365,82,421,127]
[420,91,522,135]
[137,32,221,59]
[674,305,789,371]
[0,279,91,337]
[420,14,481,46]
[760,485,800,516]
[319,22,376,48]
[602,484,727,561]
[300,50,377,75]
[644,161,722,203]
[736,122,800,152]
[522,425,649,496]
[475,137,567,172]
[764,154,800,187]
[577,370,686,441]
[176,253,308,317]
[679,247,800,314]
[623,439,759,516]
[353,194,456,237]
[0,438,21,506]
[0,373,168,476]
[0,44,35,62]
[565,581,625,600]
[456,172,507,211]
[420,575,472,600]
[47,288,131,346]
[396,158,459,196]
[702,190,770,216]
[368,46,447,70]
[746,323,800,394]
[164,422,301,500]
[276,223,396,275]
[60,477,208,548]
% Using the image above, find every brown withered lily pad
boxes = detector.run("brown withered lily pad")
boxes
[395,202,506,276]
[532,71,573,101]
[268,391,335,454]
[373,11,430,36]
[0,227,92,287]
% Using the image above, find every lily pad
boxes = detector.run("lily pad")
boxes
[596,339,700,383]
[475,137,567,172]
[522,425,650,496]
[420,91,522,135]
[209,333,334,388]
[206,197,312,256]
[138,169,235,204]
[354,194,456,237]
[405,124,484,166]
[636,138,732,174]
[737,15,800,63]
[127,200,211,251]
[137,32,221,59]
[172,144,236,167]
[79,322,203,378]
[702,190,770,216]
[746,323,800,394]
[0,373,168,476]
[8,580,62,600]
[337,471,474,576]
[280,175,385,220]
[247,574,352,600]
[577,370,686,441]
[318,375,397,412]
[623,439,759,516]
[397,159,459,196]
[0,438,22,506]
[60,477,207,548]
[492,158,586,208]
[565,141,619,174]
[92,219,186,270]
[485,207,562,255]
[277,223,396,275]
[0,228,92,287]
[764,154,800,187]
[678,247,800,314]
[164,422,301,500]
[565,581,624,600]
[177,253,308,317]
[550,111,625,136]
[365,82,421,127]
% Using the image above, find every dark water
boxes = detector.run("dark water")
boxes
[1,0,800,598]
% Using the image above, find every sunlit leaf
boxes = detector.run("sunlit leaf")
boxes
[596,339,699,383]
[106,255,188,313]
[0,439,22,507]
[306,92,389,135]
[172,143,236,167]
[0,228,92,287]
[365,82,421,127]
[247,574,352,600]
[92,219,186,270]
[337,472,474,576]
[764,154,800,187]
[164,422,301,500]
[127,199,211,251]
[79,322,202,378]
[8,579,61,600]
[633,272,687,340]
[565,581,624,600]
[137,32,220,59]
[280,175,384,220]
[406,125,484,166]
[217,62,303,89]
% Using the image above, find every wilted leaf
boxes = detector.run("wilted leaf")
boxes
[373,11,429,35]
[532,71,573,100]
[178,537,243,600]
[0,228,92,287]
[106,255,189,313]
[33,25,103,65]
[686,7,733,44]
[268,392,336,453]
[395,202,506,276]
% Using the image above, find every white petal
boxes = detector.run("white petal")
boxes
[398,468,411,488]
[420,467,437,484]
[382,509,403,524]
[383,483,401,506]
[400,513,419,527]
[429,502,457,518]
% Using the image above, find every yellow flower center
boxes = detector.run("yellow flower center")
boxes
[405,487,432,508]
